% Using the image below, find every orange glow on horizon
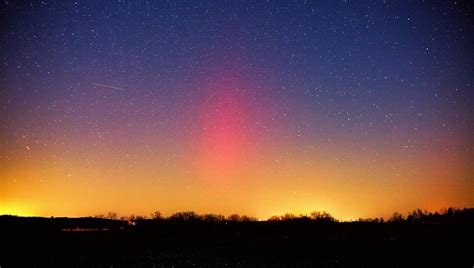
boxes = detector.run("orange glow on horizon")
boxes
[2,68,473,221]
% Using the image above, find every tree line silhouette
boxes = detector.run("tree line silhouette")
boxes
[86,207,473,224]
[92,211,259,222]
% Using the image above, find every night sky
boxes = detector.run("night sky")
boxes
[1,1,473,220]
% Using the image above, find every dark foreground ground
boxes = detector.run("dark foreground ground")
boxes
[1,215,473,267]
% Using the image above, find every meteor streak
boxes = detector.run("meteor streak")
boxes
[91,83,124,91]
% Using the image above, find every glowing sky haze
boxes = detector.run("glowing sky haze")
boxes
[1,1,473,219]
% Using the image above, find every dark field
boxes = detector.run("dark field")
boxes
[1,212,473,267]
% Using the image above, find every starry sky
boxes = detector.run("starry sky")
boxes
[1,0,473,220]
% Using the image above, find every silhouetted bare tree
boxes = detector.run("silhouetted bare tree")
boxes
[388,212,404,222]
[169,211,200,221]
[310,211,336,222]
[240,215,258,222]
[151,211,163,220]
[268,215,281,221]
[227,214,241,222]
[281,213,297,221]
[407,209,427,222]
[106,212,118,220]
